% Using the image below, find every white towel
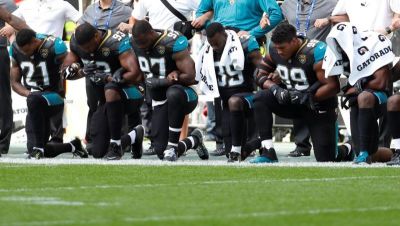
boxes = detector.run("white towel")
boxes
[323,22,394,85]
[195,30,245,98]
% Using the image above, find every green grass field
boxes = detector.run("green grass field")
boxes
[1,164,399,226]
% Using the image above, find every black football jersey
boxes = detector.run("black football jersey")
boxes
[213,35,259,99]
[70,30,132,75]
[268,38,337,109]
[10,34,67,92]
[132,30,189,101]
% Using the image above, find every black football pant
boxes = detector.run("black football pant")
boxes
[151,85,197,159]
[254,90,337,162]
[0,47,12,154]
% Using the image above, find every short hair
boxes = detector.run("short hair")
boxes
[132,20,153,36]
[74,23,97,45]
[206,22,225,38]
[271,22,297,44]
[16,29,36,47]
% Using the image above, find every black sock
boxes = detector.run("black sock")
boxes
[44,143,72,158]
[388,111,400,139]
[358,108,377,154]
[106,100,123,140]
[121,134,132,150]
[230,111,245,147]
[177,136,197,157]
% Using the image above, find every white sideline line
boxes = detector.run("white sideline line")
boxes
[3,206,399,226]
[0,175,399,193]
[0,196,117,207]
[1,157,400,168]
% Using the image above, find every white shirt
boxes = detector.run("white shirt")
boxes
[132,0,199,30]
[332,0,400,33]
[13,0,81,38]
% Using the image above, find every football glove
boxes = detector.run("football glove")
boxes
[62,63,80,80]
[82,61,98,76]
[269,84,291,105]
[111,68,126,84]
[145,77,170,89]
[89,72,111,85]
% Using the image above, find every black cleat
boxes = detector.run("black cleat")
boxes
[210,143,226,156]
[163,146,177,162]
[387,149,400,166]
[143,142,156,155]
[28,147,44,159]
[131,125,144,159]
[227,151,240,163]
[70,138,88,158]
[191,128,209,160]
[104,142,123,160]
[287,149,310,157]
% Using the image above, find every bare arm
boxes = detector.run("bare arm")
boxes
[191,10,214,29]
[248,50,263,68]
[365,65,391,91]
[171,49,196,86]
[117,50,143,84]
[0,6,29,31]
[10,60,30,97]
[313,61,340,101]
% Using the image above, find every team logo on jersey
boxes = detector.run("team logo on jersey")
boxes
[156,45,165,55]
[298,54,307,64]
[101,47,111,57]
[40,48,49,58]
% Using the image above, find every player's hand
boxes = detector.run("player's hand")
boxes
[117,22,133,33]
[238,30,250,37]
[167,70,179,83]
[391,18,400,31]
[268,71,281,84]
[314,18,330,28]
[89,72,110,85]
[145,77,171,89]
[191,17,207,29]
[260,14,270,29]
[82,62,97,76]
[0,25,14,38]
[269,84,291,105]
[112,68,126,84]
[62,63,80,80]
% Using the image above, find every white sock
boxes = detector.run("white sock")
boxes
[231,146,241,154]
[128,130,136,144]
[343,143,352,155]
[167,142,178,147]
[392,138,400,149]
[261,140,273,149]
[69,143,75,152]
[110,139,121,145]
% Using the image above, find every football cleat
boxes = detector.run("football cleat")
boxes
[28,147,44,159]
[143,142,156,155]
[210,143,226,156]
[131,125,144,159]
[70,138,88,158]
[227,151,240,163]
[249,147,278,164]
[353,151,371,164]
[163,146,177,162]
[191,128,209,160]
[287,149,310,157]
[387,149,400,166]
[104,142,123,160]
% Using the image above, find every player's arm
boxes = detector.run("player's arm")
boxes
[0,6,29,31]
[256,53,278,89]
[365,65,391,91]
[313,61,340,101]
[10,60,30,97]
[172,48,196,86]
[60,51,86,80]
[117,50,143,84]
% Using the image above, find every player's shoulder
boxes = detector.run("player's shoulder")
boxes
[306,39,326,63]
[160,30,188,53]
[106,30,132,53]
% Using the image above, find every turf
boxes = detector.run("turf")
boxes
[0,164,399,226]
